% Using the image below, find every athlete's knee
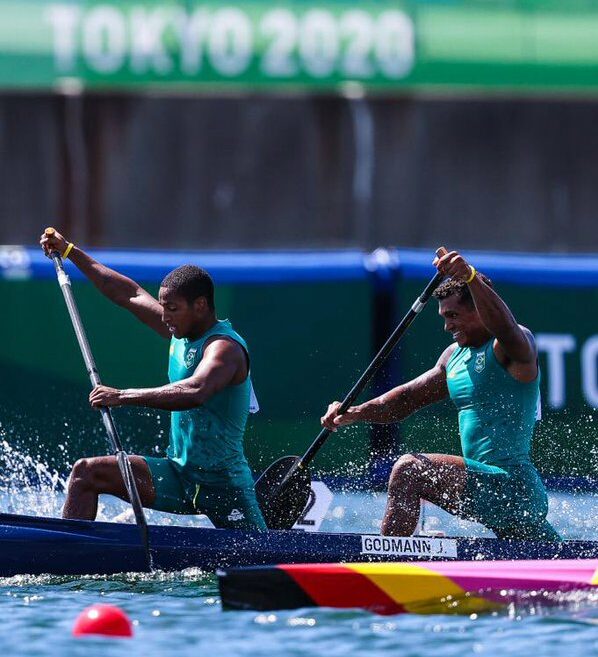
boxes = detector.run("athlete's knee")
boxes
[69,458,94,491]
[69,457,105,492]
[389,453,425,490]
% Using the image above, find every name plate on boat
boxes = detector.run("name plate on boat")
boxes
[360,535,458,558]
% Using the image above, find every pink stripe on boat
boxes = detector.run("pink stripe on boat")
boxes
[427,559,598,592]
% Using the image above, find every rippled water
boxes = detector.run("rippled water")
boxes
[0,449,596,657]
[1,573,596,657]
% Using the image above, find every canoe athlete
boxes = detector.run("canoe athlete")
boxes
[322,248,560,541]
[40,229,266,530]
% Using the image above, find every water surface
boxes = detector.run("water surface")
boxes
[0,485,596,657]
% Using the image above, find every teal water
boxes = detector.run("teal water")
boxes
[0,458,596,656]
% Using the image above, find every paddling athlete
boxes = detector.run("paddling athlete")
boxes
[40,229,266,531]
[322,249,560,541]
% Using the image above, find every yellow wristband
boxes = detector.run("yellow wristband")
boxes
[464,265,477,284]
[62,242,74,260]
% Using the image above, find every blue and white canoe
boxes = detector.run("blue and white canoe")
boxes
[0,512,596,577]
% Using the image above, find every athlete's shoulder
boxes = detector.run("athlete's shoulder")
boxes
[204,334,244,353]
[436,342,459,370]
[518,324,536,343]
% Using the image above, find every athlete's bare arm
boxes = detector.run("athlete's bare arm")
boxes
[88,338,248,411]
[40,229,168,338]
[434,250,537,381]
[321,345,455,429]
[467,276,537,371]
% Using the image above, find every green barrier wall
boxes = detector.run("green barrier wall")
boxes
[0,271,373,479]
[1,247,596,484]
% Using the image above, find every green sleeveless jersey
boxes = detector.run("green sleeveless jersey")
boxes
[446,339,540,468]
[167,319,255,487]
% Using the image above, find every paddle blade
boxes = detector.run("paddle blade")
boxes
[255,456,311,530]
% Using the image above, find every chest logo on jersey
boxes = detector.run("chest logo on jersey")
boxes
[474,352,486,373]
[185,348,197,369]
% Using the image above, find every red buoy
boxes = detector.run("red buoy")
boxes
[72,604,133,638]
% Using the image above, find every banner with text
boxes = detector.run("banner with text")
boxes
[2,1,598,93]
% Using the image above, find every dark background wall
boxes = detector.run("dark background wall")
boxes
[0,93,597,252]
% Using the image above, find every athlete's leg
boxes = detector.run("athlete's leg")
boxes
[381,453,467,536]
[62,455,156,520]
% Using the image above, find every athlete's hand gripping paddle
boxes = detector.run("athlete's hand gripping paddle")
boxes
[44,227,153,570]
[255,248,448,530]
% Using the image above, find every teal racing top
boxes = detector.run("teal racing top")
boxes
[167,319,256,487]
[446,338,540,467]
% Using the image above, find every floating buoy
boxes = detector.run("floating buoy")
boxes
[72,604,133,638]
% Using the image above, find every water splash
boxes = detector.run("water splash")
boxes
[0,432,214,526]
[0,438,68,517]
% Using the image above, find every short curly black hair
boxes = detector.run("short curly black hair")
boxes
[161,265,215,310]
[433,273,492,308]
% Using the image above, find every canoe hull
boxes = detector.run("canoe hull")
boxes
[0,512,596,577]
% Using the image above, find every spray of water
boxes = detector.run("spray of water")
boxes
[0,436,68,517]
[0,427,214,526]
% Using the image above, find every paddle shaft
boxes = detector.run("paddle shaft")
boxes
[302,269,446,469]
[261,268,446,510]
[48,250,153,570]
